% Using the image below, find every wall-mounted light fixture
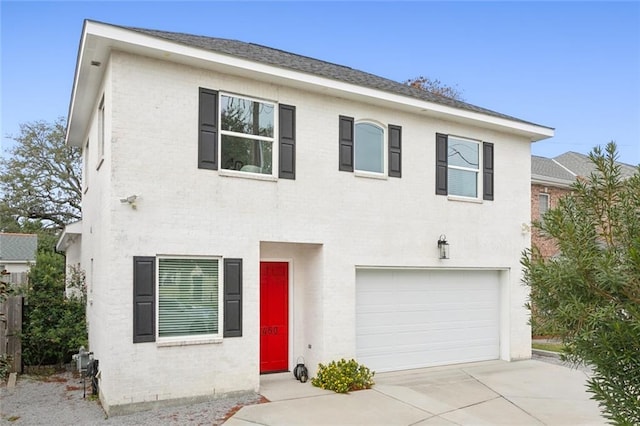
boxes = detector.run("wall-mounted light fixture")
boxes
[437,235,449,259]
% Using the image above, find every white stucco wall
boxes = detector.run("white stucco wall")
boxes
[79,50,533,413]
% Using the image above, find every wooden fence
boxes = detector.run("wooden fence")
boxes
[0,296,23,373]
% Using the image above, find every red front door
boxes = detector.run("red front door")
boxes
[260,262,289,373]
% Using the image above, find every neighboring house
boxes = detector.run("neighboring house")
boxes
[0,233,37,285]
[531,152,637,258]
[60,20,554,415]
[56,221,83,298]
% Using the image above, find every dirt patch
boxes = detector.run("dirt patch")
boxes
[39,375,68,383]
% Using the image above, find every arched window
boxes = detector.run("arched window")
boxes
[355,122,384,173]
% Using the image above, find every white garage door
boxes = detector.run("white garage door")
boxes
[356,269,500,372]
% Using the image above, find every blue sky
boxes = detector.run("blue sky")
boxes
[2,1,639,165]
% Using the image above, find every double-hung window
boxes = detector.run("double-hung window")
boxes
[157,257,221,340]
[198,88,296,179]
[436,133,494,200]
[220,94,275,175]
[448,136,480,198]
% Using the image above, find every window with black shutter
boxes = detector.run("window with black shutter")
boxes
[435,133,494,200]
[339,116,402,177]
[133,256,156,343]
[198,88,218,170]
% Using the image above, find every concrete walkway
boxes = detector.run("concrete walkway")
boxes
[225,360,605,425]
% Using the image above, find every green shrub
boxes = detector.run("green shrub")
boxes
[311,358,374,393]
[523,143,640,424]
[22,250,87,366]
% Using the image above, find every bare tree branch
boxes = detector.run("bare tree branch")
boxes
[404,76,464,101]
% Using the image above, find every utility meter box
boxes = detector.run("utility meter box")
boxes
[73,346,91,373]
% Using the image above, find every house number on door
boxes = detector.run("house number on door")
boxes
[261,326,279,335]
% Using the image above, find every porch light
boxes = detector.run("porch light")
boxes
[437,235,449,259]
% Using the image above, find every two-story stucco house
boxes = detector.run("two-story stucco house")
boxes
[62,20,554,415]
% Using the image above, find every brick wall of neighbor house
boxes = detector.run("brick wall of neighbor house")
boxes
[530,183,572,258]
[80,50,536,412]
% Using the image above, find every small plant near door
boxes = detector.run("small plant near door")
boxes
[311,358,375,393]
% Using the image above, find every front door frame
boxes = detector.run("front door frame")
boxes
[260,258,293,373]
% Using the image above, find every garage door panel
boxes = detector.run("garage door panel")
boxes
[358,326,498,348]
[356,269,500,372]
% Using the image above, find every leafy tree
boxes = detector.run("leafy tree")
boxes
[522,142,640,424]
[22,247,87,366]
[405,76,464,100]
[0,117,81,230]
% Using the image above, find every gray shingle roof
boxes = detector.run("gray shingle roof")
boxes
[122,25,548,128]
[554,151,637,180]
[531,155,576,184]
[532,151,638,186]
[0,233,37,262]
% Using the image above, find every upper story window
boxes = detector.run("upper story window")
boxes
[220,94,274,175]
[198,88,296,180]
[339,115,402,178]
[448,137,480,198]
[355,122,384,174]
[436,133,494,200]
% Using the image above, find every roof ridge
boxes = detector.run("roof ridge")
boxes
[112,22,551,130]
[551,158,577,177]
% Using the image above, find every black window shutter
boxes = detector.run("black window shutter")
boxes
[483,142,494,200]
[223,258,243,338]
[388,124,402,178]
[435,133,448,195]
[198,87,218,170]
[279,104,296,179]
[133,256,155,343]
[339,115,354,172]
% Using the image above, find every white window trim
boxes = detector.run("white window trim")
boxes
[539,193,550,223]
[155,255,224,345]
[539,193,549,212]
[354,119,386,176]
[447,135,482,200]
[219,92,279,179]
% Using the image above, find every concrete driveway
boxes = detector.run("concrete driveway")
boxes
[225,359,605,425]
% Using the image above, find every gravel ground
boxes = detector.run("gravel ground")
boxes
[0,371,264,425]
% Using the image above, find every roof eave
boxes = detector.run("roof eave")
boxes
[56,221,83,252]
[531,174,575,188]
[67,21,554,146]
